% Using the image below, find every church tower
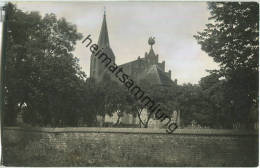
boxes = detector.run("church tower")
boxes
[145,37,159,65]
[90,10,115,82]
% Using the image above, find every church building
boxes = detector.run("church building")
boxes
[90,11,176,127]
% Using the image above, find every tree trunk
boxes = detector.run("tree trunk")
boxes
[144,121,148,128]
[177,110,181,127]
[100,114,105,127]
[137,108,145,128]
[4,101,17,126]
[144,112,153,128]
[114,115,121,126]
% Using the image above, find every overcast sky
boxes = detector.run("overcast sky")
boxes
[13,1,219,84]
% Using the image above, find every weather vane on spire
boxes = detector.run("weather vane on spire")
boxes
[148,37,155,48]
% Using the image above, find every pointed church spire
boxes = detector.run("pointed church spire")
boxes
[98,7,110,48]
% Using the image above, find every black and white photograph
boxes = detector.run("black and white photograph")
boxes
[0,1,259,166]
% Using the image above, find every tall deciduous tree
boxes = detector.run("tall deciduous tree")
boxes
[194,2,259,127]
[4,3,94,126]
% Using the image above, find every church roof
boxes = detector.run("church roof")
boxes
[98,13,110,48]
[148,47,156,57]
[119,57,145,67]
[138,65,173,86]
[96,11,115,60]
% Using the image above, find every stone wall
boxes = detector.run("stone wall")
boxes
[2,127,258,166]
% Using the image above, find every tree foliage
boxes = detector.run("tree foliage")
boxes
[4,3,96,126]
[194,2,259,127]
